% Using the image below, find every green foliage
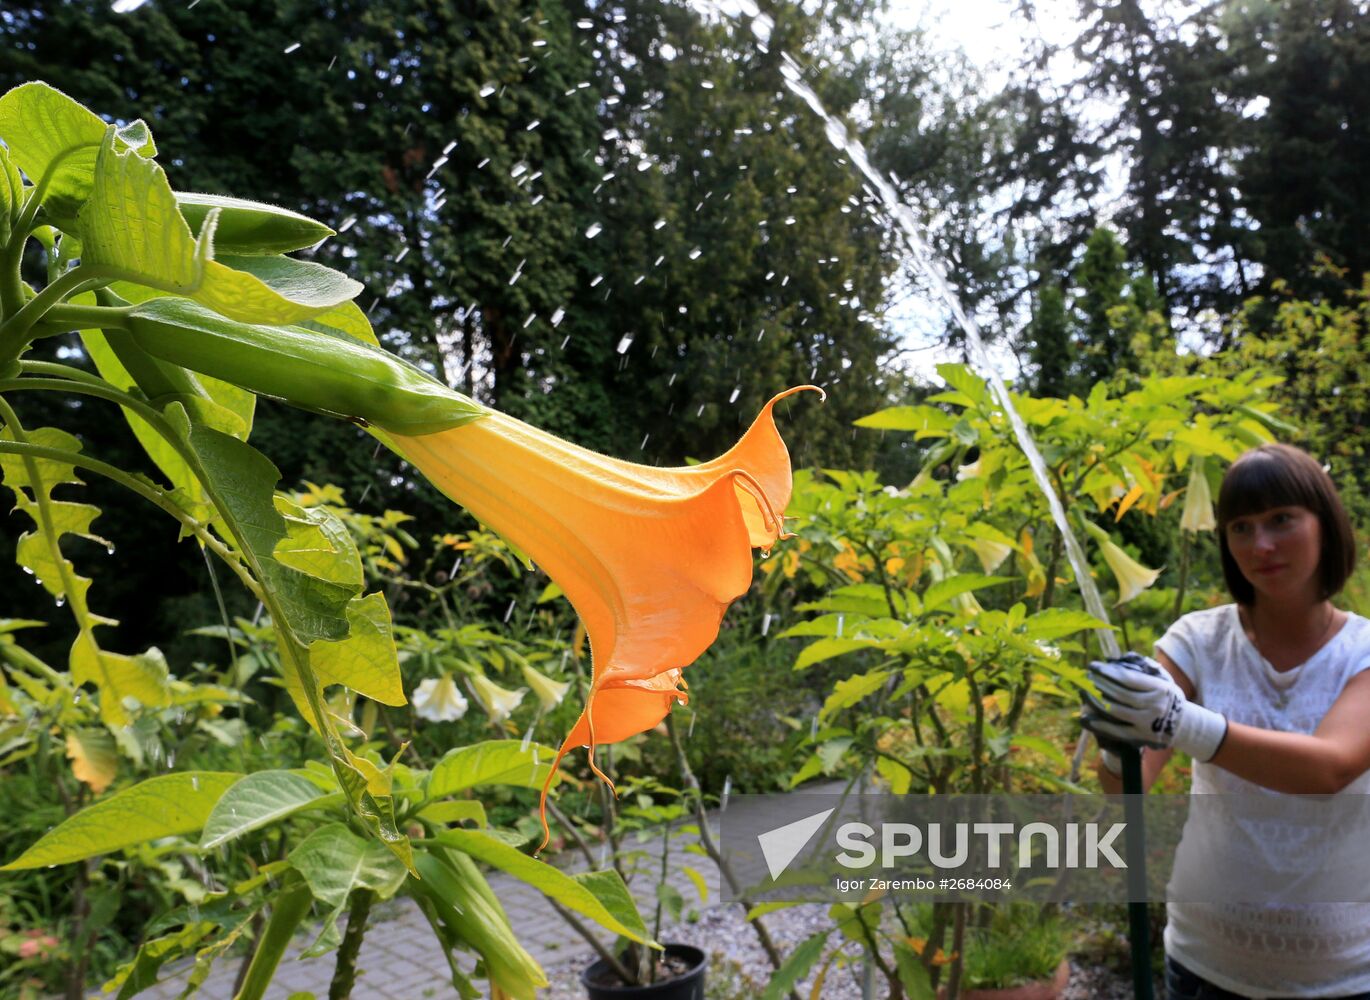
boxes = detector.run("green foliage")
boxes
[0,79,647,1000]
[767,360,1297,996]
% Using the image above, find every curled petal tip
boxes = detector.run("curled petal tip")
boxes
[765,384,826,408]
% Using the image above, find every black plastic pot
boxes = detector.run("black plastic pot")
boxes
[581,944,707,1000]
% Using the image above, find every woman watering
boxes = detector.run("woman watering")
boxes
[1081,443,1370,998]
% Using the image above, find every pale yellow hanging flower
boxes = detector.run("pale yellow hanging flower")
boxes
[1180,456,1216,532]
[412,673,469,723]
[467,673,525,724]
[966,536,1012,574]
[1082,520,1162,605]
[521,663,571,712]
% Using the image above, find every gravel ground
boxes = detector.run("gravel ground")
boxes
[537,902,1138,999]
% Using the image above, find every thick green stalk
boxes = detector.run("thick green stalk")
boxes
[233,880,314,1000]
[328,888,376,1000]
[0,264,99,349]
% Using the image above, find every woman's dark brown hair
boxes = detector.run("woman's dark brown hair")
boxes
[1216,443,1357,604]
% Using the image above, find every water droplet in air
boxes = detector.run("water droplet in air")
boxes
[590,275,603,287]
[393,247,409,263]
[585,222,603,239]
[577,18,593,28]
[653,218,667,230]
[550,307,565,327]
[283,42,301,54]
[697,404,705,417]
[640,434,650,450]
[701,80,715,89]
[526,120,541,131]
[762,613,773,636]
[560,334,571,350]
[480,83,497,97]
[637,160,651,172]
[688,248,702,260]
[615,333,634,354]
[443,140,458,155]
[668,373,677,386]
[504,600,516,623]
[511,162,528,178]
[338,216,357,234]
[523,313,537,329]
[729,387,740,404]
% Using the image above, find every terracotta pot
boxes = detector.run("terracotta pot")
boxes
[937,958,1071,1000]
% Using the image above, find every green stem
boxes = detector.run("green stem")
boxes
[1172,532,1191,620]
[43,302,132,332]
[327,888,375,1000]
[233,879,314,1000]
[18,360,110,387]
[0,264,102,353]
[0,439,257,598]
[0,188,45,321]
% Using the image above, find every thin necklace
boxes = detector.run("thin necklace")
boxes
[1243,603,1336,666]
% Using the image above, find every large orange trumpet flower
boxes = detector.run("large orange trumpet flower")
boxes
[384,386,819,850]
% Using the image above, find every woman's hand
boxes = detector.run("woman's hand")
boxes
[1081,652,1228,762]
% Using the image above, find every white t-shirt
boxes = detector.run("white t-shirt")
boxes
[1157,603,1370,998]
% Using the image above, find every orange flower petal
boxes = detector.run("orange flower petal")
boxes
[384,386,820,851]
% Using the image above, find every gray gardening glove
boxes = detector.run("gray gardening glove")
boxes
[1081,652,1227,765]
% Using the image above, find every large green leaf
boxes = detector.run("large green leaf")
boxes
[1,772,241,869]
[306,592,405,707]
[411,850,546,1000]
[793,637,875,671]
[1021,608,1113,641]
[81,130,206,293]
[184,423,355,645]
[921,573,1012,613]
[0,426,171,726]
[200,770,336,849]
[288,823,408,956]
[818,669,890,721]
[81,135,358,324]
[204,254,362,322]
[761,930,831,1000]
[0,145,24,235]
[436,829,650,943]
[106,921,215,1000]
[0,82,155,229]
[300,299,379,346]
[853,404,955,436]
[425,740,561,799]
